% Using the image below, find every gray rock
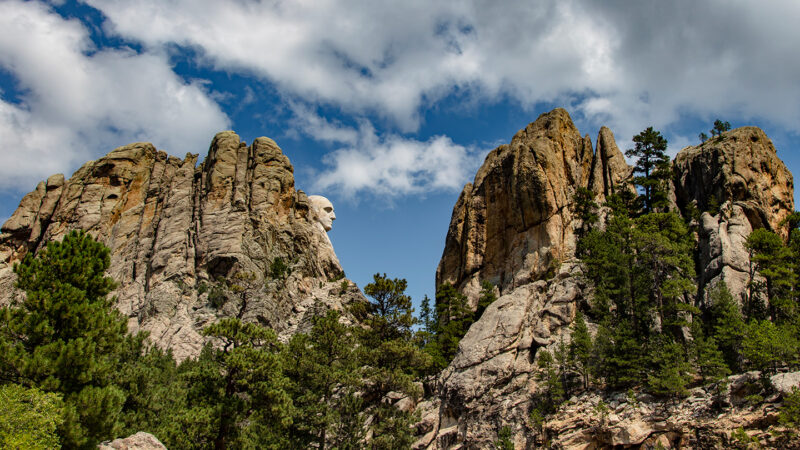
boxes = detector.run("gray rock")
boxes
[98,432,166,450]
[0,132,362,361]
[771,371,800,396]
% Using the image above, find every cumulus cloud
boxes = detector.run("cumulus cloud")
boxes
[86,0,800,138]
[0,0,229,191]
[291,107,479,198]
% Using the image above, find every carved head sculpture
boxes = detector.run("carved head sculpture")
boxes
[308,195,336,232]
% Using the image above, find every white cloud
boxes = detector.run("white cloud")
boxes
[293,108,479,198]
[0,0,229,191]
[85,0,800,139]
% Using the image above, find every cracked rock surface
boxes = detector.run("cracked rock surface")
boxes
[0,132,362,361]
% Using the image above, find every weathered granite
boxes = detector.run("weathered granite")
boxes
[0,132,361,360]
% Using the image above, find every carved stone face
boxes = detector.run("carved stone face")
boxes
[309,195,336,232]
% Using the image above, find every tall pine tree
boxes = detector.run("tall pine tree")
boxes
[0,230,138,448]
[625,127,670,213]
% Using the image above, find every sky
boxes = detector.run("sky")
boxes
[2,0,800,306]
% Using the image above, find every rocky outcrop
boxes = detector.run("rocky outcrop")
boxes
[0,132,361,360]
[542,371,800,449]
[423,110,632,448]
[421,111,795,448]
[673,127,794,304]
[98,432,167,450]
[436,109,630,305]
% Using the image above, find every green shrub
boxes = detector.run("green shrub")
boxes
[0,384,64,450]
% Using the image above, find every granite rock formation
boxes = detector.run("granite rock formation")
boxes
[673,127,794,304]
[436,108,627,306]
[0,132,361,361]
[419,110,796,448]
[422,109,632,448]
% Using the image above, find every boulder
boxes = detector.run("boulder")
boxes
[98,432,166,450]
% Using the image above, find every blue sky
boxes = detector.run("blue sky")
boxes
[2,0,800,306]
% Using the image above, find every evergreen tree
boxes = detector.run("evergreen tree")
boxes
[690,320,730,384]
[632,213,697,337]
[418,294,435,348]
[432,283,472,368]
[646,338,692,399]
[475,280,498,321]
[285,310,362,449]
[495,426,515,450]
[741,319,796,375]
[534,349,566,413]
[625,127,670,213]
[746,228,796,322]
[0,230,138,448]
[711,119,731,137]
[355,274,430,448]
[179,318,293,450]
[568,311,592,389]
[699,132,709,143]
[115,340,186,446]
[572,187,599,240]
[596,320,645,389]
[779,387,800,429]
[707,282,745,372]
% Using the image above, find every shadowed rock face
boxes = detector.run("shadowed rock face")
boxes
[0,131,360,361]
[673,127,794,304]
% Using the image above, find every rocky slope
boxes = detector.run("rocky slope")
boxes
[419,109,797,448]
[0,132,361,360]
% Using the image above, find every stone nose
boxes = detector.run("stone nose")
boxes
[331,212,336,221]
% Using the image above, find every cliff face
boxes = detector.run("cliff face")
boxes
[0,132,360,361]
[436,109,629,305]
[673,127,794,304]
[419,111,796,449]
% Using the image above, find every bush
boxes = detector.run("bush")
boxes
[0,384,64,449]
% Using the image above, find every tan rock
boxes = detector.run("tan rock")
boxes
[674,127,794,304]
[420,111,796,449]
[0,132,360,361]
[436,108,629,306]
[98,432,166,449]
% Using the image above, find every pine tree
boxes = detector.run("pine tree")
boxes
[285,310,362,449]
[568,311,593,390]
[572,187,599,240]
[356,274,430,448]
[534,349,565,413]
[707,282,745,372]
[632,213,697,338]
[647,339,692,399]
[475,280,498,321]
[690,320,729,384]
[746,228,797,322]
[711,119,731,137]
[625,127,670,213]
[741,319,796,375]
[179,318,293,450]
[0,230,138,448]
